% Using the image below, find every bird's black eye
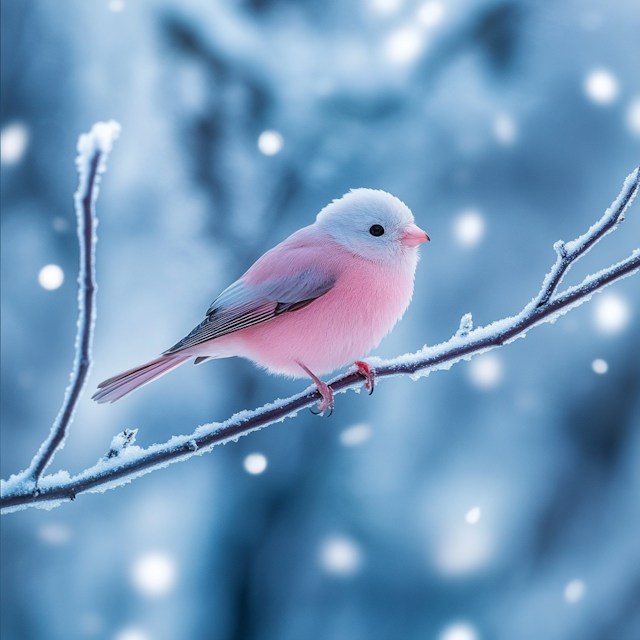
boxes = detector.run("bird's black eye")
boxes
[369,224,385,237]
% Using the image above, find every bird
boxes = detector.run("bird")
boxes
[92,188,429,412]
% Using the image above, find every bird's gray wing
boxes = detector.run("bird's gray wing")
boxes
[163,269,336,354]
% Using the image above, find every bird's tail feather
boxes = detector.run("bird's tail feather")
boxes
[92,354,190,404]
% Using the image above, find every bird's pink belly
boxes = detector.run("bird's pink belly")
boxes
[204,264,413,378]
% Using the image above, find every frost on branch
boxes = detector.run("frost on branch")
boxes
[553,240,567,259]
[5,121,120,498]
[456,313,474,338]
[105,429,138,460]
[536,166,639,308]
[1,155,638,514]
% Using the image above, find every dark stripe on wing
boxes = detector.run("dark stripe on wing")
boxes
[274,297,320,314]
[163,270,337,355]
[163,303,276,354]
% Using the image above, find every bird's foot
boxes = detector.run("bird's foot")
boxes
[297,362,334,417]
[309,381,334,417]
[355,360,375,395]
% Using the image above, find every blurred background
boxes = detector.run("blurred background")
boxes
[1,1,639,639]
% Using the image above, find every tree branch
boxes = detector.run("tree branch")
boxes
[535,169,638,308]
[1,153,638,513]
[18,122,120,484]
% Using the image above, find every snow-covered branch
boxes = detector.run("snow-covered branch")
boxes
[13,122,120,486]
[1,157,638,514]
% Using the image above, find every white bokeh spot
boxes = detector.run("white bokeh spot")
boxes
[468,354,503,389]
[39,265,64,290]
[131,553,177,597]
[384,27,424,64]
[584,68,619,105]
[114,628,149,640]
[39,523,71,545]
[1,122,29,166]
[244,453,268,474]
[465,506,481,524]
[453,210,484,247]
[493,113,517,145]
[52,217,69,233]
[369,0,403,15]
[591,359,608,375]
[438,622,480,640]
[319,536,363,576]
[340,423,372,447]
[626,97,640,137]
[108,0,125,11]
[564,579,586,603]
[434,525,493,576]
[258,130,283,155]
[417,2,445,28]
[593,293,630,335]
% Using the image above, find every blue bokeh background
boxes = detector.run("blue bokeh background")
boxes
[2,1,639,639]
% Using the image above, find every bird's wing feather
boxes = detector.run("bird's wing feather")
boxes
[163,268,336,354]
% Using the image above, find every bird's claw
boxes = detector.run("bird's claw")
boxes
[355,361,375,395]
[312,381,334,417]
[298,361,334,417]
[310,403,333,417]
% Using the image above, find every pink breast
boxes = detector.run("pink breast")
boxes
[226,258,415,377]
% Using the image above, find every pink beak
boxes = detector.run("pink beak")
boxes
[401,223,430,247]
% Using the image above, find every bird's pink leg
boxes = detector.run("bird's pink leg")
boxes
[354,360,375,395]
[297,362,334,415]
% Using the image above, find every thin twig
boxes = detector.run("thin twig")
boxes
[24,122,120,485]
[536,169,638,307]
[1,164,638,514]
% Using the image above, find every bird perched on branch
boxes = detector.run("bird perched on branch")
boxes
[93,189,429,413]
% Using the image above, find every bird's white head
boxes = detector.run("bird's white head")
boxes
[315,188,429,264]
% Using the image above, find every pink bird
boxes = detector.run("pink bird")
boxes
[93,189,429,412]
